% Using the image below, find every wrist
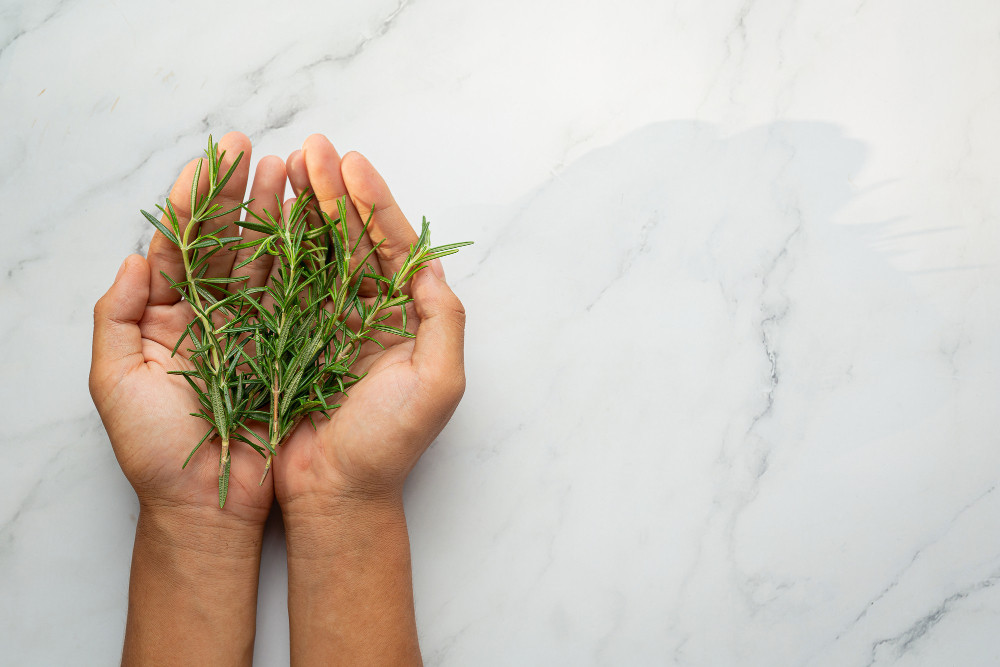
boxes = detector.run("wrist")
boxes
[282,492,420,665]
[282,491,407,562]
[136,500,265,564]
[277,459,407,523]
[124,504,263,666]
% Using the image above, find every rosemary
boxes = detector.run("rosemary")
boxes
[143,137,470,507]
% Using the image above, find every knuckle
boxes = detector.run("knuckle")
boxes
[93,295,109,322]
[451,304,466,328]
[449,370,467,402]
[448,293,466,318]
[377,238,410,264]
[434,291,466,327]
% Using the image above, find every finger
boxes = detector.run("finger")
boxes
[199,131,252,280]
[90,255,150,400]
[286,148,325,231]
[340,151,418,281]
[301,134,383,289]
[286,149,309,195]
[147,157,209,305]
[230,155,286,292]
[410,263,466,398]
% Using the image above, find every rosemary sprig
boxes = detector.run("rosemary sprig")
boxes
[143,136,471,507]
[142,136,266,507]
[236,195,472,483]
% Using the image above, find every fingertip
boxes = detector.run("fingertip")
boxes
[259,154,285,169]
[120,253,150,290]
[256,155,287,181]
[302,133,331,153]
[410,264,432,294]
[411,266,466,385]
[99,254,149,319]
[302,134,341,173]
[340,150,365,169]
[412,264,458,311]
[340,150,372,185]
[286,149,310,193]
[340,151,387,205]
[220,130,251,153]
[218,132,253,187]
[114,256,129,283]
[429,258,446,281]
[301,135,347,205]
[92,255,149,392]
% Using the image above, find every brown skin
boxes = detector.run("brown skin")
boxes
[276,136,466,666]
[91,132,286,666]
[91,132,466,666]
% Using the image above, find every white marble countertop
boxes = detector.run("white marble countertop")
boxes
[3,1,999,664]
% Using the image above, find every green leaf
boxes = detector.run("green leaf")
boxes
[190,158,203,216]
[142,209,180,245]
[218,456,231,508]
[201,203,245,222]
[428,241,475,253]
[215,151,244,193]
[359,334,385,349]
[231,432,266,457]
[200,275,250,285]
[165,198,182,235]
[158,269,179,288]
[170,328,188,357]
[183,427,215,469]
[362,272,391,284]
[239,219,275,234]
[370,324,415,339]
[189,237,229,250]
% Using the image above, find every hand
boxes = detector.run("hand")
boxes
[273,135,467,666]
[90,132,287,524]
[90,132,289,665]
[272,134,467,512]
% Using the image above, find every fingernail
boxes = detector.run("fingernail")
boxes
[429,258,446,281]
[115,257,130,283]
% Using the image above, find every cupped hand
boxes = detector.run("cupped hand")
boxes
[90,132,287,525]
[273,135,467,512]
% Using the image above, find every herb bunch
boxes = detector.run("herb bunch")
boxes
[144,137,470,507]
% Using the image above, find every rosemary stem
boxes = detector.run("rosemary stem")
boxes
[179,191,228,478]
[179,213,222,372]
[260,367,280,486]
[219,438,230,476]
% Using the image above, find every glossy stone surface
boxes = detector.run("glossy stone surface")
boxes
[2,1,999,664]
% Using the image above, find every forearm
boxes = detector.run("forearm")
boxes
[122,504,264,666]
[284,495,421,666]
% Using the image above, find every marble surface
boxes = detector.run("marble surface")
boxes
[2,0,999,664]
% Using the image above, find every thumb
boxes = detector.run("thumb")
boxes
[90,254,150,400]
[411,262,466,398]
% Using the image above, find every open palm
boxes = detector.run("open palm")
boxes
[91,133,287,522]
[272,136,466,507]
